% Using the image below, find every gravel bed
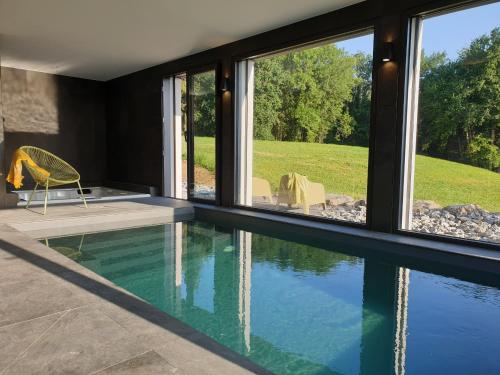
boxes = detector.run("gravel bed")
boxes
[321,197,499,243]
[184,186,499,243]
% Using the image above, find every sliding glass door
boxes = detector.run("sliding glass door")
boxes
[163,69,217,202]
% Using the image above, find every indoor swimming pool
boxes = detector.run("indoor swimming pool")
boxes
[44,219,500,375]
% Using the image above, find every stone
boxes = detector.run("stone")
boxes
[410,203,500,243]
[326,194,354,206]
[2,306,150,375]
[413,200,441,213]
[353,199,366,207]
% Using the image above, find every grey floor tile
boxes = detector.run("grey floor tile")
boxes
[0,274,92,327]
[0,312,63,372]
[93,350,177,374]
[0,277,79,327]
[96,300,191,348]
[2,306,149,375]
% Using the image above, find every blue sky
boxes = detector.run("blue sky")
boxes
[335,1,500,60]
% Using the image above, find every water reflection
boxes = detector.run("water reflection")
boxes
[44,221,499,375]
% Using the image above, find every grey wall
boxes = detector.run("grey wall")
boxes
[1,67,106,189]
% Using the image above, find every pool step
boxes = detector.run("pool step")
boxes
[9,199,194,238]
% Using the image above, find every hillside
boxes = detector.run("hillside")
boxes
[191,137,500,211]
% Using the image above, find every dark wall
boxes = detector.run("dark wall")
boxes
[105,74,162,189]
[1,67,106,188]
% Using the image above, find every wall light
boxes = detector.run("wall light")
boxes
[382,42,394,62]
[220,77,230,92]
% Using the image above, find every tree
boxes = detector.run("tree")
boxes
[253,44,358,143]
[253,56,287,140]
[191,71,216,137]
[347,53,373,146]
[466,135,500,170]
[418,28,500,169]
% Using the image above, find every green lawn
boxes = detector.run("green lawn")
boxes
[190,136,500,211]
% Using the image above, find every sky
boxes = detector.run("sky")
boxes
[335,1,500,60]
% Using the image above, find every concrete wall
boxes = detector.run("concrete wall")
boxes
[1,67,106,190]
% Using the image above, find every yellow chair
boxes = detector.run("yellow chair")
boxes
[252,177,274,203]
[21,146,88,214]
[277,173,326,214]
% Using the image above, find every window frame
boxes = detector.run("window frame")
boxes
[161,62,222,205]
[185,64,221,204]
[395,0,500,250]
[232,28,376,229]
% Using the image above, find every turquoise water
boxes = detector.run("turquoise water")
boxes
[44,220,500,375]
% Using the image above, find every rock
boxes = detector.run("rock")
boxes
[353,199,366,207]
[430,210,441,218]
[326,194,354,206]
[413,200,441,213]
[444,204,482,216]
[410,204,499,243]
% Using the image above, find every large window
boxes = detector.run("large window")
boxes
[235,32,374,224]
[402,3,500,244]
[163,70,216,201]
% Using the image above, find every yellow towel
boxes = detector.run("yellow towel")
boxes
[6,149,50,189]
[283,172,310,214]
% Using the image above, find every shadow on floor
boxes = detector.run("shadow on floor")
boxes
[0,238,270,375]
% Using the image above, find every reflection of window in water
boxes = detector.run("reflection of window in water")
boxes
[171,225,411,374]
[192,256,215,313]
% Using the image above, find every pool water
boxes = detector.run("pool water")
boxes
[44,220,500,375]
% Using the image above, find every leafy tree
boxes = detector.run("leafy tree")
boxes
[185,28,499,171]
[254,44,358,143]
[253,56,287,140]
[466,135,500,170]
[347,53,373,146]
[418,28,500,169]
[191,71,216,137]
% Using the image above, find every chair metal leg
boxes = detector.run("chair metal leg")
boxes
[26,183,39,209]
[43,180,49,215]
[77,181,88,208]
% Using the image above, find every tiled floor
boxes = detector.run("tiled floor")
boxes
[1,197,194,238]
[0,198,268,374]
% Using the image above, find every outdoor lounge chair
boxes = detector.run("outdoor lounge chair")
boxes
[252,177,274,203]
[18,146,88,214]
[277,173,326,214]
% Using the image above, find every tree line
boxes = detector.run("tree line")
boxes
[192,28,499,171]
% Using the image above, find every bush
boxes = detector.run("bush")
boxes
[466,135,500,170]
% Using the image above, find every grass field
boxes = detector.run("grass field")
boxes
[189,137,500,212]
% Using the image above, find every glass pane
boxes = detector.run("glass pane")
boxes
[403,3,500,243]
[236,32,373,223]
[189,70,216,200]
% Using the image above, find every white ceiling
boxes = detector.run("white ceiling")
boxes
[0,0,361,81]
